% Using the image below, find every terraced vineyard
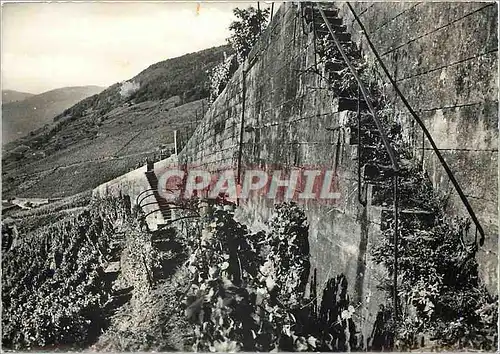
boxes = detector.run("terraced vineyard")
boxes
[3,98,205,198]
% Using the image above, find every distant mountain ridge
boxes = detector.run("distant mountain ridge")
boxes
[2,86,105,144]
[2,90,35,104]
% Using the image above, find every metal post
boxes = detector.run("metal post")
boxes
[393,174,399,324]
[357,86,365,206]
[174,130,178,155]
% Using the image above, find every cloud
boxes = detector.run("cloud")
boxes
[1,2,265,93]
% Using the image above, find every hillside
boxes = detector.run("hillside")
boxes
[2,90,34,104]
[2,86,105,144]
[2,44,231,199]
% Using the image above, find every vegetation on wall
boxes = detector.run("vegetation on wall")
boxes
[208,6,270,103]
[182,201,362,352]
[368,105,497,351]
[228,7,270,64]
[54,46,229,123]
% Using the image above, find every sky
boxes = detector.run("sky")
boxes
[1,1,270,94]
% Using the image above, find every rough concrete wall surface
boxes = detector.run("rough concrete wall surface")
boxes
[339,2,498,291]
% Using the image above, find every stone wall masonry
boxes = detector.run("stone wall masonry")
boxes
[93,156,178,230]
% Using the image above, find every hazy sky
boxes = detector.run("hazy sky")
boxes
[2,1,269,94]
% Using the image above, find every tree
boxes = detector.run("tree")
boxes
[228,7,270,63]
[207,6,270,104]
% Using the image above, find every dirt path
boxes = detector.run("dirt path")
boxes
[93,270,193,351]
[91,227,193,351]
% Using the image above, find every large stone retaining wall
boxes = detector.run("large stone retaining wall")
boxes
[93,156,178,230]
[179,3,389,337]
